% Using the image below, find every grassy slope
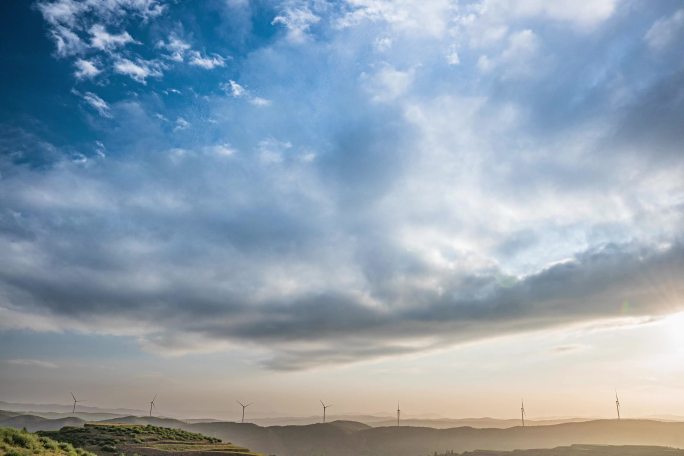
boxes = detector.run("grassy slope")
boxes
[39,423,261,456]
[0,427,95,456]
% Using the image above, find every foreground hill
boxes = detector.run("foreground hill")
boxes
[0,426,94,456]
[454,444,684,456]
[39,423,261,456]
[184,419,684,456]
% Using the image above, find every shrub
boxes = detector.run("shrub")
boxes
[0,427,96,456]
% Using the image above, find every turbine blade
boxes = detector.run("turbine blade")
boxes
[71,392,76,401]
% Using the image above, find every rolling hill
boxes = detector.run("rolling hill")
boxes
[97,415,189,428]
[0,414,85,432]
[38,423,261,456]
[3,412,684,456]
[0,401,144,416]
[183,419,684,456]
[366,417,593,429]
[452,444,684,456]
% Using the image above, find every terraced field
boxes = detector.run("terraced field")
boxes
[38,423,261,456]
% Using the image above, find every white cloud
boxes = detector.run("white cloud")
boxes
[338,0,454,38]
[37,0,166,58]
[89,24,136,50]
[157,36,227,70]
[225,80,246,98]
[37,0,165,26]
[221,80,271,107]
[6,359,58,369]
[502,28,539,59]
[36,0,86,27]
[188,51,226,69]
[249,97,272,107]
[446,46,460,65]
[362,64,415,103]
[258,138,292,164]
[113,57,162,83]
[374,36,392,52]
[272,5,321,43]
[81,91,112,118]
[95,141,107,158]
[477,54,493,72]
[50,25,86,57]
[156,35,192,62]
[74,58,101,79]
[645,9,684,50]
[477,29,541,79]
[173,117,190,131]
[479,0,617,28]
[207,144,237,157]
[300,150,317,162]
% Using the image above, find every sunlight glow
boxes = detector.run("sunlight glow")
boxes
[663,311,684,350]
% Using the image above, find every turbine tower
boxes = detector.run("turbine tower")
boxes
[71,393,83,415]
[149,394,157,417]
[237,401,251,423]
[615,392,621,420]
[320,401,331,423]
[397,402,401,427]
[521,399,526,427]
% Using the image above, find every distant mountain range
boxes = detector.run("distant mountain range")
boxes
[9,400,684,429]
[0,414,85,432]
[183,418,684,456]
[2,411,684,456]
[0,400,145,417]
[454,445,684,456]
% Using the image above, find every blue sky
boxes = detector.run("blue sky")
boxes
[1,0,683,418]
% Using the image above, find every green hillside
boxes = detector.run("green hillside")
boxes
[0,427,95,456]
[39,423,261,456]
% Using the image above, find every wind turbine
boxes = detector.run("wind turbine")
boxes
[71,393,83,415]
[520,399,526,427]
[397,402,401,427]
[237,401,251,423]
[615,392,621,420]
[320,401,331,423]
[149,394,157,417]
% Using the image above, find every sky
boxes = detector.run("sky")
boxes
[0,0,683,421]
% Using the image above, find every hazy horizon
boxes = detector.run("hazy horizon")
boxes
[1,0,683,424]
